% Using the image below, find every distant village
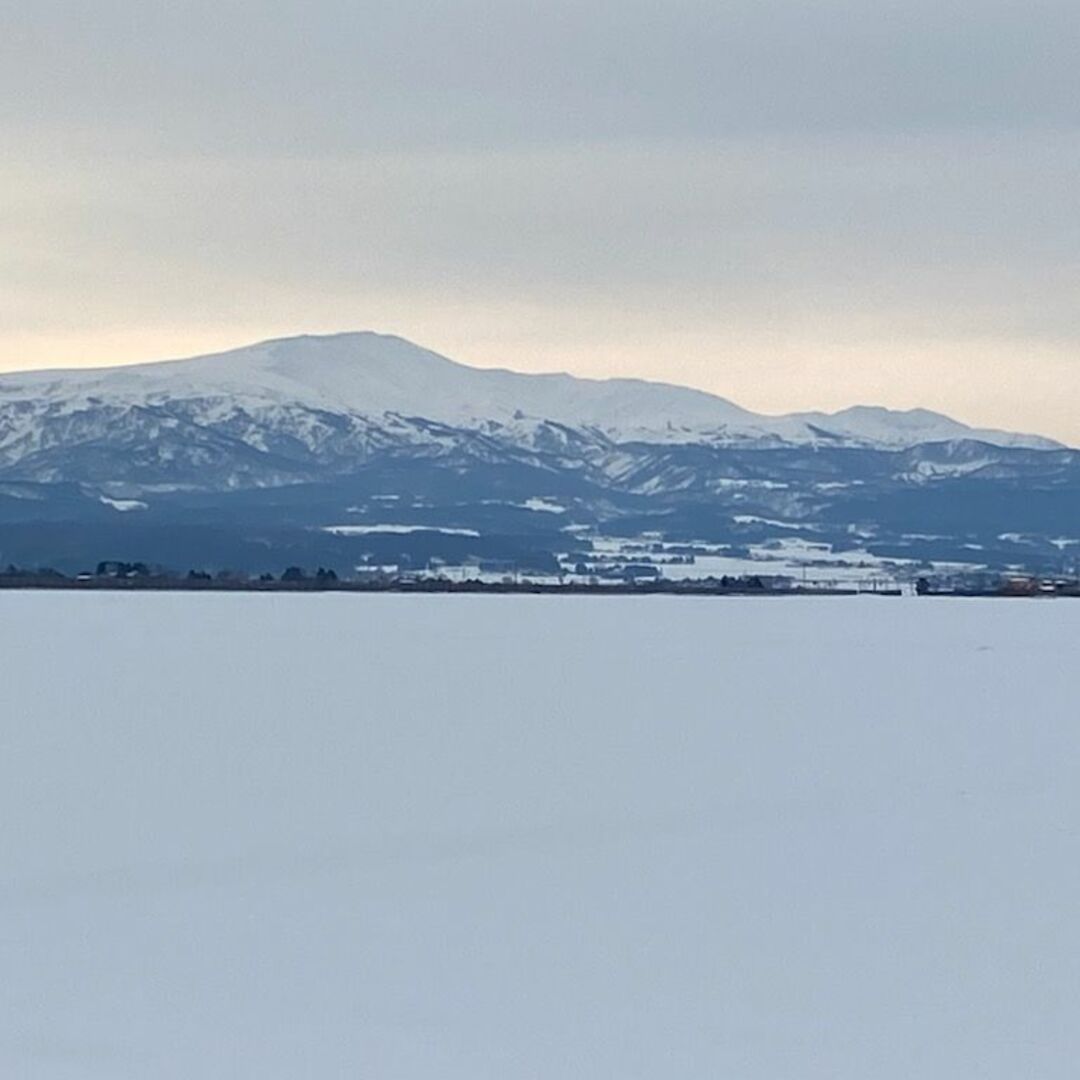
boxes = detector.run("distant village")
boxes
[1,559,1078,598]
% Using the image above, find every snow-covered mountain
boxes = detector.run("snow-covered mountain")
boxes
[0,332,1059,470]
[1,332,1076,576]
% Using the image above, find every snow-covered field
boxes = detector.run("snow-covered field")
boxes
[2,594,1077,1078]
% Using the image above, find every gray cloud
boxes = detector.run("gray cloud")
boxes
[4,0,1077,152]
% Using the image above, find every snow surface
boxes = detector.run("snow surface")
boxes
[0,332,1060,450]
[324,524,481,537]
[521,497,567,514]
[576,533,960,586]
[2,594,1078,1078]
[98,496,148,513]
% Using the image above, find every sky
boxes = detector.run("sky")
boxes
[2,0,1078,441]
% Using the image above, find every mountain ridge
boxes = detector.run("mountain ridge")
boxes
[0,331,1061,452]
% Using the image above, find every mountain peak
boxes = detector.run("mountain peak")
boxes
[0,331,1062,451]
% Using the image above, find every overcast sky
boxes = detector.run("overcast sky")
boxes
[2,1,1078,440]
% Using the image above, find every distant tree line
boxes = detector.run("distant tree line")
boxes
[1,562,342,583]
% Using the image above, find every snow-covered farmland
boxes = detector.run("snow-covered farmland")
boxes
[2,594,1078,1078]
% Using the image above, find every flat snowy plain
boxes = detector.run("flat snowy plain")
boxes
[2,594,1077,1079]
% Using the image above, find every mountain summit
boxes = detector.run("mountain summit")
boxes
[0,331,1059,452]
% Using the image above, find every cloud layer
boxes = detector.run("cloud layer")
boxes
[3,1,1078,439]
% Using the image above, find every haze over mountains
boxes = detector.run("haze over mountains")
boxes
[0,332,1077,576]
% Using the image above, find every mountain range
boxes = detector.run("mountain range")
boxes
[1,332,1077,576]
